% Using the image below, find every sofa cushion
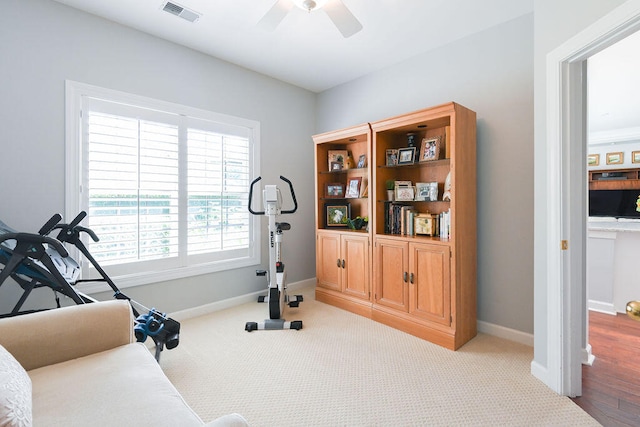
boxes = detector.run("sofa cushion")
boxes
[28,343,203,427]
[0,344,32,427]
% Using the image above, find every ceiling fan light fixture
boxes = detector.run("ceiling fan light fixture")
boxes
[292,0,329,12]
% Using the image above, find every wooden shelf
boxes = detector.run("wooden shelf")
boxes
[589,168,640,190]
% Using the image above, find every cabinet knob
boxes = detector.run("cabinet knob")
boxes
[403,272,408,282]
[337,259,341,268]
[410,273,414,284]
[342,259,345,268]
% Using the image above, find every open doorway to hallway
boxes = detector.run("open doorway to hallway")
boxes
[575,29,640,424]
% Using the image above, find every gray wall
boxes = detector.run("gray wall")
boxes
[0,0,316,313]
[532,0,627,372]
[317,14,535,334]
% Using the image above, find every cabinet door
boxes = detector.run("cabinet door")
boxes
[316,232,341,291]
[374,238,408,312]
[342,234,369,300]
[409,243,451,325]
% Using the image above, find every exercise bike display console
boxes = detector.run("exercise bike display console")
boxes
[245,176,304,331]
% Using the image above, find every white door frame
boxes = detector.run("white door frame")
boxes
[545,0,640,396]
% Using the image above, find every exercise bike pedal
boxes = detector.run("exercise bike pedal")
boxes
[290,320,303,330]
[245,322,258,332]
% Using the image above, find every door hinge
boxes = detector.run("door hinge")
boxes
[561,240,568,250]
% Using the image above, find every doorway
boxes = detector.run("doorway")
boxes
[543,2,640,397]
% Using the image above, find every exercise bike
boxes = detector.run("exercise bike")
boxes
[245,176,303,331]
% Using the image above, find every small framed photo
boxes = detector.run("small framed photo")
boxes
[330,161,343,171]
[415,182,439,201]
[587,154,600,166]
[325,203,350,227]
[419,136,442,162]
[345,177,362,198]
[356,154,367,168]
[415,214,439,236]
[633,151,640,164]
[324,183,345,198]
[395,185,415,201]
[386,149,399,166]
[606,152,624,165]
[328,150,348,170]
[397,147,416,165]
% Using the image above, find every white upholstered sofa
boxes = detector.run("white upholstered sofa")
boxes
[0,300,248,427]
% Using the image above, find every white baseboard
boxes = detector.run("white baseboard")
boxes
[170,278,315,321]
[530,360,552,389]
[588,299,616,314]
[477,320,533,347]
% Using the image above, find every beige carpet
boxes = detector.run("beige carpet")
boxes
[160,286,599,426]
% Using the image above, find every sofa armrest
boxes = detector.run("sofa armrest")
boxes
[0,300,134,370]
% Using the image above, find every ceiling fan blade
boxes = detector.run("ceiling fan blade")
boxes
[257,0,294,32]
[322,0,363,38]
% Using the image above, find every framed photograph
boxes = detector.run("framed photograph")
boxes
[345,177,362,198]
[325,203,350,227]
[606,152,624,165]
[398,147,416,165]
[587,154,600,166]
[415,214,438,236]
[327,150,348,170]
[356,154,367,168]
[330,161,343,171]
[415,182,439,201]
[633,151,640,164]
[419,136,442,162]
[324,183,344,198]
[386,149,399,166]
[395,185,415,201]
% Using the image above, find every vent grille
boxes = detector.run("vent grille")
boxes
[162,1,201,23]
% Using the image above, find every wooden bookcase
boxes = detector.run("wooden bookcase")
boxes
[313,102,477,350]
[314,124,373,317]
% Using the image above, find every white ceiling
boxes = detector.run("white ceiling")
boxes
[51,0,533,93]
[49,0,639,138]
[588,29,640,142]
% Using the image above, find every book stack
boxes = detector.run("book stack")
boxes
[384,202,416,235]
[439,209,451,239]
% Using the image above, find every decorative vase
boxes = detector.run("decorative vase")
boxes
[387,190,394,201]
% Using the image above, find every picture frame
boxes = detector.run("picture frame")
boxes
[606,152,624,165]
[633,151,640,164]
[324,182,345,198]
[356,154,367,168]
[330,161,343,171]
[415,182,438,201]
[395,185,415,201]
[397,147,416,165]
[386,149,399,166]
[345,177,362,198]
[325,203,351,227]
[587,154,600,166]
[327,150,348,170]
[419,136,442,162]
[414,213,438,236]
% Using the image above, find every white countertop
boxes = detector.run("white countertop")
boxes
[588,217,640,231]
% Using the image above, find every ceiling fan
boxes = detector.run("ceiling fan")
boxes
[258,0,363,38]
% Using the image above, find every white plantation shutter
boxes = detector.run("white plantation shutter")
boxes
[68,84,259,287]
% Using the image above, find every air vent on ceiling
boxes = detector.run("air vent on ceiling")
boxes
[161,1,201,23]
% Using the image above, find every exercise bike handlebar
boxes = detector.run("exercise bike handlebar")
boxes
[279,175,298,214]
[247,175,298,215]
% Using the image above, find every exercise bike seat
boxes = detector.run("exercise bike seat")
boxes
[276,222,291,231]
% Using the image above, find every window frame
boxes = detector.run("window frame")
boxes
[65,80,261,293]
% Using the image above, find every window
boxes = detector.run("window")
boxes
[66,81,260,290]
